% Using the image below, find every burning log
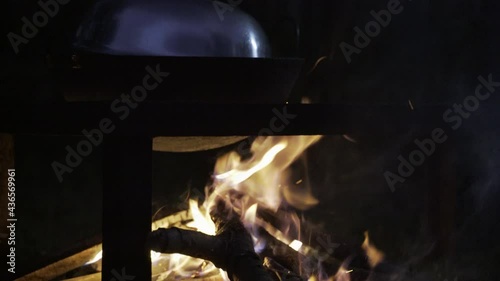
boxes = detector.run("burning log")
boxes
[147,209,274,281]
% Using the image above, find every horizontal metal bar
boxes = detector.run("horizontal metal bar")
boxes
[0,103,497,136]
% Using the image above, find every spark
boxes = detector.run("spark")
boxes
[342,134,357,143]
[408,99,414,110]
[308,56,328,74]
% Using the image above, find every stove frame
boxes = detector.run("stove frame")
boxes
[2,61,495,280]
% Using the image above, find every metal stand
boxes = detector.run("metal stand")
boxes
[103,136,152,280]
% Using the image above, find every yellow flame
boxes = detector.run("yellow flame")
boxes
[208,136,321,213]
[361,231,385,268]
[308,275,318,281]
[86,251,102,264]
[188,136,322,279]
[243,203,259,225]
[186,199,216,236]
[214,142,287,185]
[87,136,323,280]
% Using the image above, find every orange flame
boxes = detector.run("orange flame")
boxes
[88,136,323,280]
[361,231,385,268]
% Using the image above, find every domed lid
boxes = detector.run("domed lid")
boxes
[73,0,271,57]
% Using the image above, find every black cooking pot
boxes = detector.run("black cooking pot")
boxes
[60,0,303,103]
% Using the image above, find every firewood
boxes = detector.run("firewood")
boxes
[147,209,274,281]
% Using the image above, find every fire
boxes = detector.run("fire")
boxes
[154,199,222,281]
[88,135,349,280]
[213,141,287,186]
[186,199,215,236]
[361,231,385,268]
[158,135,323,280]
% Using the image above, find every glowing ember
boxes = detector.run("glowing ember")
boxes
[289,240,303,251]
[333,265,353,281]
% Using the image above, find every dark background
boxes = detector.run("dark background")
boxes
[1,0,500,280]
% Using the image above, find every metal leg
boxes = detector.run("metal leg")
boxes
[103,136,152,280]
